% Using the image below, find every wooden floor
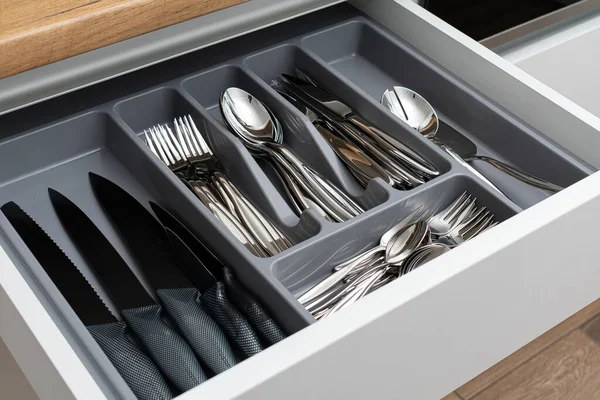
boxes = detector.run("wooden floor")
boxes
[443,297,600,400]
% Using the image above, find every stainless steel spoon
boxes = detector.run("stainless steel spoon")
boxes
[220,87,364,222]
[382,86,564,194]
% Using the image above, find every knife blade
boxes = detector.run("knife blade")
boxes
[281,70,439,178]
[151,202,286,346]
[48,189,206,391]
[0,201,173,400]
[165,228,264,357]
[88,172,239,374]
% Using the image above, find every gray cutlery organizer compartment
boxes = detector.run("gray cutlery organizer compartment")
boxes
[0,4,593,399]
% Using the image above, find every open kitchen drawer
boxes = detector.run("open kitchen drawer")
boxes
[2,1,600,399]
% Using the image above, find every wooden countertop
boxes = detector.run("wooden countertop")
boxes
[0,0,246,79]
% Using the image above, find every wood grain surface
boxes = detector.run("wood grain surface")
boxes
[457,297,600,399]
[0,0,246,79]
[472,330,600,400]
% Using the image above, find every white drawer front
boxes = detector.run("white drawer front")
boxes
[0,1,599,400]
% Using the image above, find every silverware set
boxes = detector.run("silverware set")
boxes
[144,115,292,257]
[299,192,498,319]
[219,87,364,222]
[272,69,440,189]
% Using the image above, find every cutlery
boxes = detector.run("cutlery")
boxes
[220,87,364,222]
[48,189,206,391]
[150,202,287,346]
[382,86,564,194]
[89,172,238,374]
[165,228,264,358]
[280,70,439,178]
[274,78,421,188]
[302,192,498,318]
[144,116,291,256]
[299,212,426,306]
[0,202,173,400]
[275,88,393,188]
[185,179,269,257]
[427,191,476,235]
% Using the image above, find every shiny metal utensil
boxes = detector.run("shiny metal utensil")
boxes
[299,215,426,306]
[427,191,477,235]
[186,180,269,257]
[438,206,497,245]
[282,71,439,179]
[143,116,291,256]
[274,79,420,188]
[276,89,393,188]
[220,87,364,222]
[174,116,291,253]
[382,86,564,194]
[400,243,452,275]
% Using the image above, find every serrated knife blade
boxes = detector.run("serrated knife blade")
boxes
[48,188,206,392]
[0,201,173,400]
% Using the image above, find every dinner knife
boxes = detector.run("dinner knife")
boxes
[150,202,287,346]
[280,71,439,178]
[88,172,239,374]
[48,189,207,392]
[165,228,264,357]
[0,202,173,400]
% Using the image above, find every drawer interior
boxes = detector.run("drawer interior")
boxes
[0,3,593,399]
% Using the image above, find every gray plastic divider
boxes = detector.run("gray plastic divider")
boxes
[0,6,593,400]
[298,19,592,208]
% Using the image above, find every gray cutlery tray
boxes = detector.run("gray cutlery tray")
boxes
[0,4,593,399]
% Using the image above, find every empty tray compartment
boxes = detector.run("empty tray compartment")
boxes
[301,19,593,208]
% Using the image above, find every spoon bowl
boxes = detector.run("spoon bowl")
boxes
[381,87,439,139]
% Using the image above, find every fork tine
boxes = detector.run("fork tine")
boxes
[178,117,199,157]
[186,115,212,155]
[174,118,192,158]
[159,125,183,162]
[182,117,205,156]
[152,126,176,166]
[143,130,159,157]
[463,213,495,240]
[149,127,172,166]
[164,125,186,161]
[447,195,476,227]
[441,192,468,218]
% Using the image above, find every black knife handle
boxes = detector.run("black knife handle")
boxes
[121,304,207,392]
[156,287,238,374]
[87,322,173,400]
[223,267,287,346]
[202,282,264,358]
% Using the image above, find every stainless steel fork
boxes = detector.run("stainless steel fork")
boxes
[144,115,292,256]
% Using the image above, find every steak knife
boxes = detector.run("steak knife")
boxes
[48,189,206,392]
[150,202,286,346]
[88,172,239,374]
[0,202,173,400]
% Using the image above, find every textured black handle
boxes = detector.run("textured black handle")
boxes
[87,322,173,400]
[202,282,264,358]
[223,267,287,346]
[156,287,238,374]
[121,304,206,392]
